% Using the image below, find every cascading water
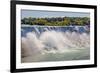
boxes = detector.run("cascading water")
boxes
[21,25,90,62]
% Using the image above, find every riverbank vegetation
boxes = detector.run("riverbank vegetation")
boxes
[21,17,90,26]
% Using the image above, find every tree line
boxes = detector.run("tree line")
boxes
[21,17,90,26]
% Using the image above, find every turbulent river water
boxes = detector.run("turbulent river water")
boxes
[21,25,90,63]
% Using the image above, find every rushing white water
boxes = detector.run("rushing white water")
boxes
[21,26,90,62]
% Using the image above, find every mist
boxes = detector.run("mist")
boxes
[21,26,90,62]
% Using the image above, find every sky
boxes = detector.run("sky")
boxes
[21,10,90,19]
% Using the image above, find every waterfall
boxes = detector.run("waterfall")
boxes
[21,25,90,57]
[33,26,41,35]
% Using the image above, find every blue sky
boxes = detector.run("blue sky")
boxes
[21,10,90,19]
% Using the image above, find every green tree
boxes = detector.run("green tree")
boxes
[33,18,48,25]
